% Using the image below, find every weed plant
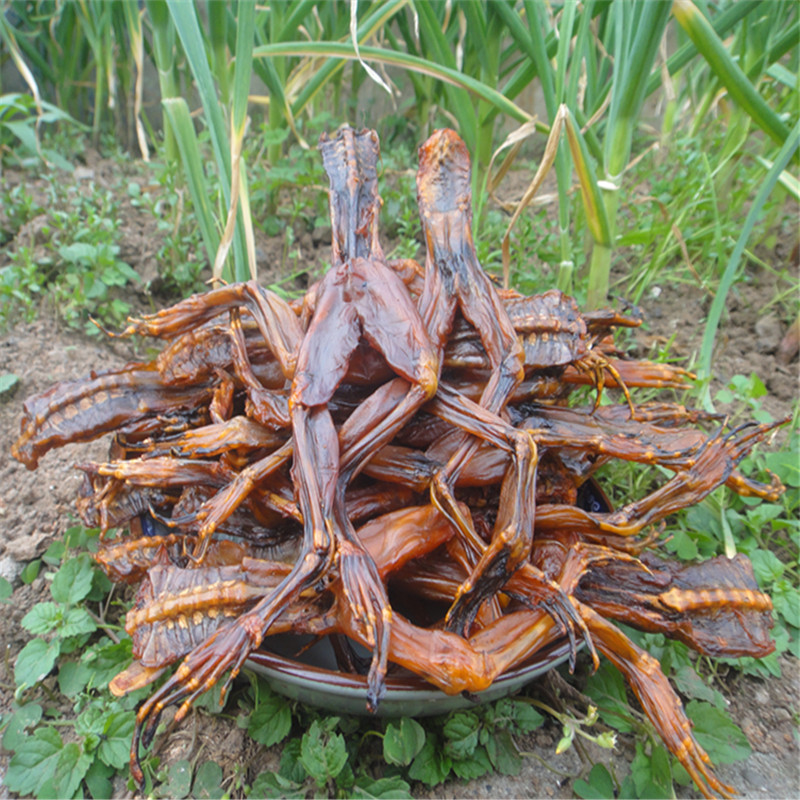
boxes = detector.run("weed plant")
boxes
[0,172,139,333]
[126,161,209,298]
[613,125,799,309]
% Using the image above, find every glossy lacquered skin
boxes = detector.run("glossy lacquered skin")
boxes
[12,126,785,798]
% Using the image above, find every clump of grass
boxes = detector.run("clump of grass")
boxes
[0,166,140,333]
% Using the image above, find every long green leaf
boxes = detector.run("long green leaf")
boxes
[254,41,533,123]
[162,97,220,270]
[673,0,792,148]
[698,119,800,408]
[207,1,230,105]
[412,0,477,149]
[166,0,231,196]
[232,1,255,138]
[229,0,256,282]
[145,0,178,158]
[645,0,760,97]
[279,0,319,39]
[167,0,255,282]
[562,109,612,249]
[604,0,671,178]
[121,0,148,160]
[289,0,408,115]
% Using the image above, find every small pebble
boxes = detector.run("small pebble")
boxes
[743,766,768,789]
[754,314,782,354]
[0,555,22,582]
[773,707,791,723]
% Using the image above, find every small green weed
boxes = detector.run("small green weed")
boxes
[1,525,143,800]
[0,170,140,333]
[242,688,546,798]
[248,117,330,237]
[0,183,45,234]
[611,123,796,307]
[381,155,421,262]
[127,162,209,297]
[0,93,80,171]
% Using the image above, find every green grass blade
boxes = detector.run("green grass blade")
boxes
[673,0,792,148]
[231,1,254,139]
[166,0,231,195]
[279,0,319,39]
[566,1,595,108]
[162,97,220,270]
[254,41,533,123]
[524,0,575,290]
[144,0,178,158]
[0,16,43,117]
[763,21,800,72]
[697,119,800,408]
[494,1,550,112]
[413,0,477,149]
[552,0,576,104]
[644,1,761,97]
[289,0,408,115]
[604,0,671,178]
[121,0,148,160]
[563,108,612,249]
[167,0,256,282]
[229,0,256,282]
[755,157,800,202]
[207,1,230,105]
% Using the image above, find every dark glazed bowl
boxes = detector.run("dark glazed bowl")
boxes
[246,634,574,717]
[176,477,609,716]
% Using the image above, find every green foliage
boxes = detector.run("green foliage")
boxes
[247,684,293,748]
[152,757,225,799]
[574,762,616,799]
[1,527,141,800]
[686,700,752,764]
[248,115,330,237]
[125,162,210,296]
[0,172,141,332]
[240,689,543,797]
[614,120,798,308]
[383,718,425,766]
[0,93,80,169]
[0,371,20,395]
[583,657,753,799]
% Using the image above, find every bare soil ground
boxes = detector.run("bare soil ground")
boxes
[0,155,798,799]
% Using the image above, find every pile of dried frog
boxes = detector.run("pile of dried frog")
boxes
[13,126,784,799]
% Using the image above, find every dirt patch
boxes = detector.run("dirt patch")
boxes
[627,267,798,419]
[0,160,798,799]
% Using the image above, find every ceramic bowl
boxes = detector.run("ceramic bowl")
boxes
[245,633,573,717]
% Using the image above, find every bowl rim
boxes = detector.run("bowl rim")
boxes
[246,635,574,696]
